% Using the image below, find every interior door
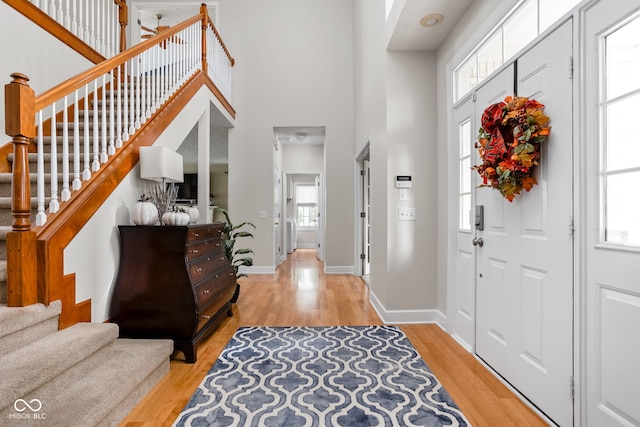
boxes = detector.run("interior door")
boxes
[451,94,476,351]
[584,1,640,425]
[475,21,574,426]
[274,167,282,267]
[315,174,323,261]
[362,157,371,277]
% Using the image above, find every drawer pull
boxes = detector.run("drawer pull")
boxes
[220,256,226,261]
[202,289,210,294]
[192,232,200,237]
[229,272,235,277]
[196,268,202,273]
[215,242,221,247]
[190,249,199,254]
[202,315,211,319]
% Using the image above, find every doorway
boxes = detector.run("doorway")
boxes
[451,20,574,426]
[356,144,371,280]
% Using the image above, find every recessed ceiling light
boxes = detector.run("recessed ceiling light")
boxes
[420,13,443,28]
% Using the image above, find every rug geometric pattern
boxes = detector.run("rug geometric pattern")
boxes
[173,326,470,427]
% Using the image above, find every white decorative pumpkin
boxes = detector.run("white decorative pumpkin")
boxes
[131,200,158,225]
[186,205,200,224]
[162,210,190,226]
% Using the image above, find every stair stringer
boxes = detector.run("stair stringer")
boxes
[22,70,226,328]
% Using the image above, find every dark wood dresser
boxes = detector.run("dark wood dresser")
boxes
[109,223,237,363]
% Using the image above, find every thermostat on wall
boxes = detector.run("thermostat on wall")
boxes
[395,175,412,188]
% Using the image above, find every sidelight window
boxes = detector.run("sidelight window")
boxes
[601,15,640,246]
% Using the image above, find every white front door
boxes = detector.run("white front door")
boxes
[584,1,640,425]
[475,21,574,426]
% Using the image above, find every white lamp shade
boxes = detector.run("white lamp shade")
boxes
[139,146,184,183]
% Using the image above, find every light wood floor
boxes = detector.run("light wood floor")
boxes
[119,249,547,426]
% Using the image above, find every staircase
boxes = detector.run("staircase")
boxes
[0,301,172,426]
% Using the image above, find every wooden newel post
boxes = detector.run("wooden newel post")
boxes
[5,72,38,306]
[116,0,128,52]
[5,73,35,231]
[201,3,208,72]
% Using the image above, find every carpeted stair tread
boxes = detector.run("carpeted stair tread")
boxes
[0,260,6,282]
[0,322,118,411]
[0,300,61,341]
[2,338,172,427]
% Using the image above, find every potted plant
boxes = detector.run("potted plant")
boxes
[214,207,256,303]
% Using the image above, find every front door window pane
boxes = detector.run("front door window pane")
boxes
[602,15,640,247]
[605,172,640,245]
[606,17,640,100]
[504,0,537,60]
[606,94,640,171]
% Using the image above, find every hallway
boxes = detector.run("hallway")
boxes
[120,249,547,426]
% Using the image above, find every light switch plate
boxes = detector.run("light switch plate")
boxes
[259,210,267,218]
[398,207,415,221]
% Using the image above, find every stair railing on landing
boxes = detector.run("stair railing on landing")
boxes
[4,4,234,310]
[3,0,128,60]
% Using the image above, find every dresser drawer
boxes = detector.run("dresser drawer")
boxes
[196,283,237,332]
[193,266,236,307]
[187,225,223,243]
[186,238,223,261]
[188,253,230,283]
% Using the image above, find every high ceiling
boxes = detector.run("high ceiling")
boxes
[135,0,476,165]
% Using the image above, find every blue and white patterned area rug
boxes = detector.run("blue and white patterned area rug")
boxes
[173,326,470,427]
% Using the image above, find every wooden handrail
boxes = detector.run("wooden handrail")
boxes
[3,0,128,62]
[205,14,235,66]
[34,13,202,111]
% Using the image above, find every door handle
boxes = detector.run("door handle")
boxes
[472,237,484,247]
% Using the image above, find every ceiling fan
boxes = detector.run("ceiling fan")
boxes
[141,14,171,39]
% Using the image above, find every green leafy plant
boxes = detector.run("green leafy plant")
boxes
[215,207,256,279]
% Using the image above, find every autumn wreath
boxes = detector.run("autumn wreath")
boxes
[473,96,551,202]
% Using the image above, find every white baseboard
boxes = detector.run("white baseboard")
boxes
[239,266,276,274]
[324,266,354,275]
[296,243,317,249]
[369,290,446,325]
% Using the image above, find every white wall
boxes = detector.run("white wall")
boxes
[353,0,439,316]
[216,0,355,271]
[353,0,389,304]
[0,2,93,140]
[385,51,438,311]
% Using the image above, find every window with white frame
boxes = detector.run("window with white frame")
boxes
[459,119,472,231]
[454,0,581,101]
[600,15,640,246]
[295,184,318,228]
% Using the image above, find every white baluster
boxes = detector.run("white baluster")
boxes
[101,73,108,162]
[64,0,70,28]
[61,96,71,202]
[72,0,79,37]
[49,103,59,213]
[90,0,96,51]
[129,59,135,135]
[123,61,130,140]
[72,89,81,190]
[116,65,123,148]
[84,0,90,48]
[92,80,100,171]
[140,53,146,124]
[108,70,115,155]
[36,111,47,226]
[56,0,64,24]
[145,50,151,119]
[153,46,160,112]
[83,84,91,180]
[135,56,141,129]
